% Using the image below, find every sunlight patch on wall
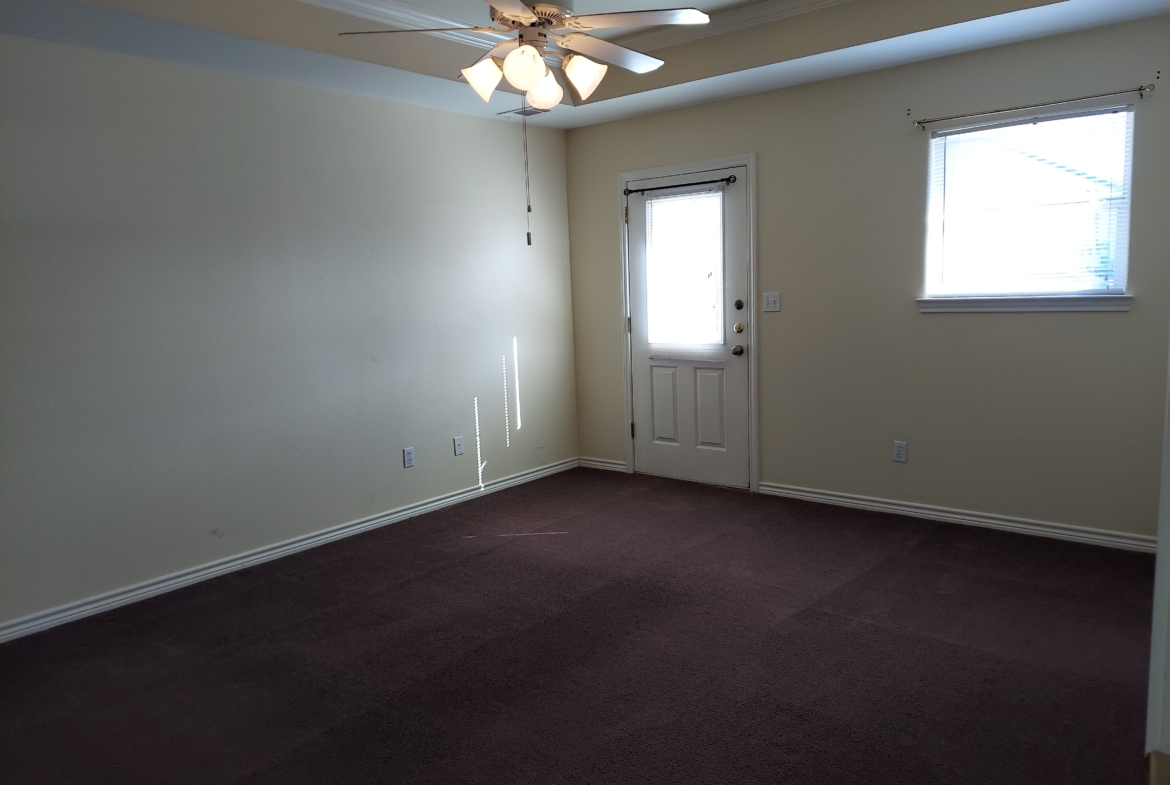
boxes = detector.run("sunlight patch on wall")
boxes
[474,396,485,490]
[502,354,512,448]
[513,336,522,430]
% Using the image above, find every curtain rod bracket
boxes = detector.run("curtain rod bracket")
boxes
[914,84,1154,130]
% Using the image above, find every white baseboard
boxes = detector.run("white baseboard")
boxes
[578,457,629,472]
[7,464,1149,643]
[758,482,1155,553]
[0,458,580,644]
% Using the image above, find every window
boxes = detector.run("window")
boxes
[923,107,1134,307]
[645,190,724,345]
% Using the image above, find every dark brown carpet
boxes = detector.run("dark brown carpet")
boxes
[0,469,1154,784]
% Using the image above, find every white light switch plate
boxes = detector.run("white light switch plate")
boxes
[763,292,780,312]
[453,436,464,456]
[403,447,415,468]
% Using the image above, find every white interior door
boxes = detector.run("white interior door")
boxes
[626,165,750,488]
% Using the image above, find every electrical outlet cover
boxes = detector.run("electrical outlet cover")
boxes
[892,441,907,463]
[453,437,464,456]
[403,447,415,468]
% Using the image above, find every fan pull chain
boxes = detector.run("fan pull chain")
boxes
[522,103,532,246]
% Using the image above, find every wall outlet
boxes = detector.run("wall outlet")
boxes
[403,447,415,468]
[453,436,464,456]
[763,292,780,312]
[892,441,907,463]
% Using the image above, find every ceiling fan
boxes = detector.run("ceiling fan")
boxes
[339,0,710,109]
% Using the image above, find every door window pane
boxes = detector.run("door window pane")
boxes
[646,190,724,345]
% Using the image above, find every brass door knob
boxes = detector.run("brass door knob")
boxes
[733,323,744,333]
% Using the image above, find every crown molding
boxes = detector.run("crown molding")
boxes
[298,0,504,49]
[613,0,856,51]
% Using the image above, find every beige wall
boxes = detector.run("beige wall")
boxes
[567,16,1170,537]
[0,33,577,628]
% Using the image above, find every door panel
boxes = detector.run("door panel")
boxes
[651,365,679,443]
[695,367,725,449]
[627,165,750,488]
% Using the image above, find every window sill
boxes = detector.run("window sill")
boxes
[917,294,1132,313]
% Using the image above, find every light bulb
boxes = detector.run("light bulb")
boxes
[502,45,547,91]
[461,57,503,103]
[563,54,607,101]
[526,70,563,110]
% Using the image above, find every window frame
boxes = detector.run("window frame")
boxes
[917,103,1136,313]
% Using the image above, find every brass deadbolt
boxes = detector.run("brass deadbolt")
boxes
[733,323,745,333]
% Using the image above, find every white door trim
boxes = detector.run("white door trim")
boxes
[617,153,759,491]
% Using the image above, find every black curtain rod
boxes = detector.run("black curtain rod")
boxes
[624,174,736,196]
[914,84,1155,129]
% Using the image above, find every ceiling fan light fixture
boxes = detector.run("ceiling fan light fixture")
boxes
[461,57,503,102]
[563,54,607,101]
[526,70,564,110]
[502,44,547,91]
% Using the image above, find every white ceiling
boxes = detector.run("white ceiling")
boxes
[2,0,1167,129]
[558,0,1170,126]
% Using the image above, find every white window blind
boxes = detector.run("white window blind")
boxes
[924,107,1134,298]
[645,190,724,345]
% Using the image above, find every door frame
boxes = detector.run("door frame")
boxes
[617,153,759,492]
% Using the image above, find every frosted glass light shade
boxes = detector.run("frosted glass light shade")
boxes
[461,57,503,102]
[502,45,547,91]
[563,54,607,101]
[526,71,563,110]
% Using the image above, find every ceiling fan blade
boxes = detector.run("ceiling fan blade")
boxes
[484,0,537,23]
[485,39,519,59]
[339,27,494,36]
[555,34,664,74]
[564,8,709,30]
